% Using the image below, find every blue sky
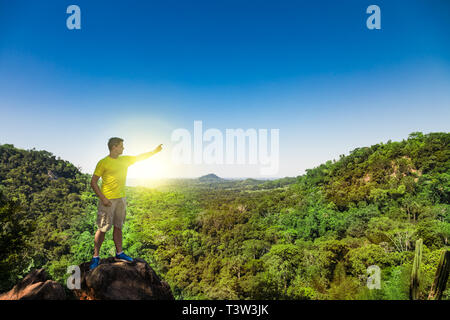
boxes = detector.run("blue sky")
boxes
[0,1,449,179]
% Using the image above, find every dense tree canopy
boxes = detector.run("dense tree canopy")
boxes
[0,132,449,299]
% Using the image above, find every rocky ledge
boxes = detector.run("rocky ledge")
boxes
[0,257,174,300]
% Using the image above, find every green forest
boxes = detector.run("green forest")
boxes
[1,132,449,299]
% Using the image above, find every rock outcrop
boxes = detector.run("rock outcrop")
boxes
[1,257,174,300]
[0,269,66,300]
[74,257,174,300]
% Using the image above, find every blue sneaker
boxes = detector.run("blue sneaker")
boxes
[115,252,133,262]
[89,257,100,270]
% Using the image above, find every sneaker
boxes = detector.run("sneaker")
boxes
[90,257,100,270]
[115,252,133,262]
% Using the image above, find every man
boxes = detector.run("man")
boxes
[89,137,162,270]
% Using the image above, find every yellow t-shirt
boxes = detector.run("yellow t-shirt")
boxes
[93,155,138,199]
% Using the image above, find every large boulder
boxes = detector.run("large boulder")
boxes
[1,257,174,300]
[0,269,66,300]
[74,257,174,300]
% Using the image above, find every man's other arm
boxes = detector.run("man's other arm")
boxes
[135,144,163,162]
[91,175,111,206]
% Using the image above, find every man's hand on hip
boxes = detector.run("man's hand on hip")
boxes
[101,197,112,207]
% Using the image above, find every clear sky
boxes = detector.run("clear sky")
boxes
[0,0,449,180]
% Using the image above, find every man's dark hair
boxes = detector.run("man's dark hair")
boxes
[108,137,123,151]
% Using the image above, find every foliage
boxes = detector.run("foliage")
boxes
[1,132,449,299]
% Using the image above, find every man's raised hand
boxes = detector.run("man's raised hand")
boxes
[154,144,163,154]
[136,145,163,162]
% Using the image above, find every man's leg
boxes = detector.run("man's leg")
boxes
[93,229,106,257]
[112,198,133,261]
[113,226,123,254]
[94,198,114,258]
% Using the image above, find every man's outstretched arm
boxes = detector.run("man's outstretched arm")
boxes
[135,144,163,162]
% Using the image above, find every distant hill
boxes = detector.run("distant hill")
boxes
[198,173,223,182]
[297,132,450,210]
[0,144,88,202]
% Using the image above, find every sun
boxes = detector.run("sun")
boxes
[127,157,169,180]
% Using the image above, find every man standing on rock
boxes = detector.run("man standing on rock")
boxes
[89,137,162,270]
